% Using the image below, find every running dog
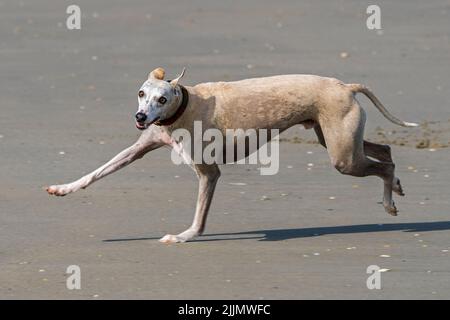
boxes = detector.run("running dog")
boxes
[47,67,417,243]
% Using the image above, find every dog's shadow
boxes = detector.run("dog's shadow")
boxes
[103,221,450,243]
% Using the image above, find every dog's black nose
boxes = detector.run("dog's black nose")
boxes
[135,112,147,122]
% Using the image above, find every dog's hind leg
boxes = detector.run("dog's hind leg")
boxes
[363,141,404,196]
[320,102,399,215]
[314,125,403,196]
[315,126,392,162]
[314,125,327,148]
[363,140,393,163]
[46,126,167,196]
[160,164,221,243]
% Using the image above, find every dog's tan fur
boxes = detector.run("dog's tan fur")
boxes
[149,67,165,80]
[47,68,416,243]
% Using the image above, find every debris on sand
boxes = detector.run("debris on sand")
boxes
[340,52,349,59]
[290,121,450,149]
[372,121,449,149]
[279,136,318,145]
[416,139,430,149]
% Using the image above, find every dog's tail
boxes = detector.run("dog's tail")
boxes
[347,83,419,127]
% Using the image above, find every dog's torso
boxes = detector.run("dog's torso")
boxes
[172,74,353,135]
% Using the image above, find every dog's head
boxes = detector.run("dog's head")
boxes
[135,67,185,130]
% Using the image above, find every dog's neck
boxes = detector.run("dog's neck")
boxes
[154,85,189,126]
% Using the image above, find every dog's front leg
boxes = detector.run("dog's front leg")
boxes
[46,127,168,196]
[160,164,221,244]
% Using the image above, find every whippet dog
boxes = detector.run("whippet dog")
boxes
[47,67,418,243]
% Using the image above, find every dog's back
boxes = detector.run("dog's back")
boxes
[192,74,350,131]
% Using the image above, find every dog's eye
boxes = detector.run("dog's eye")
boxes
[138,90,145,98]
[158,96,167,104]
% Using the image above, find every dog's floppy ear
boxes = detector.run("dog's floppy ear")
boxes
[148,67,165,80]
[170,68,186,87]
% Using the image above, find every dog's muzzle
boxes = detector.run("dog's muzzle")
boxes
[135,112,160,130]
[135,112,147,122]
[135,112,148,130]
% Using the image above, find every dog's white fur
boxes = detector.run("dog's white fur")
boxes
[47,68,417,243]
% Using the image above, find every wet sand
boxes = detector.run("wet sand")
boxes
[0,0,449,299]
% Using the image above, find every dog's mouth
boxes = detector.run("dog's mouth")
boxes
[135,117,160,130]
[135,121,149,130]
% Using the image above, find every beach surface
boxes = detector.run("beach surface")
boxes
[0,0,449,299]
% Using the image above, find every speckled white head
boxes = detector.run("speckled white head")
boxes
[135,67,185,129]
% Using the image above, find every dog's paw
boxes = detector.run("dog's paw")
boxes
[384,201,398,216]
[159,234,189,244]
[392,177,405,196]
[46,184,73,196]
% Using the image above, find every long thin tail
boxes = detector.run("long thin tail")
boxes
[347,83,418,127]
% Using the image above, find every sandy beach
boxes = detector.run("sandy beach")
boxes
[0,0,449,299]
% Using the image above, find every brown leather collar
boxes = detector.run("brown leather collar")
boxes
[154,85,189,126]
